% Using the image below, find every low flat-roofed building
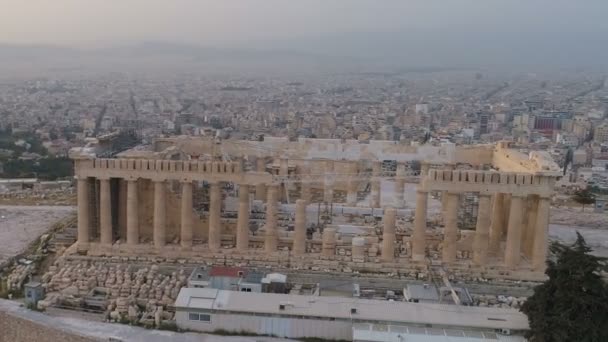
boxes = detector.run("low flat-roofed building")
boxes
[188,266,262,292]
[404,283,440,303]
[175,288,528,341]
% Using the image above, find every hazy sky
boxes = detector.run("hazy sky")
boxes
[2,0,608,47]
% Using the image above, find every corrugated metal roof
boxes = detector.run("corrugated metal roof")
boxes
[405,284,440,301]
[175,288,529,331]
[209,266,246,278]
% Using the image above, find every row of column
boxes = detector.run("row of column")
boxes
[257,158,411,209]
[412,189,549,269]
[77,177,261,252]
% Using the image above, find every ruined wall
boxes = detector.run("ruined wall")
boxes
[0,311,97,342]
[454,145,494,166]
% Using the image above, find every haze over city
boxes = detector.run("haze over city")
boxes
[2,0,608,70]
[0,1,607,342]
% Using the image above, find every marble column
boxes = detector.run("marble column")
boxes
[153,180,166,248]
[322,228,337,258]
[323,160,334,203]
[293,199,307,255]
[347,178,358,206]
[523,196,538,259]
[370,161,382,208]
[300,164,311,202]
[532,196,550,270]
[264,184,279,253]
[99,178,112,245]
[279,158,289,202]
[394,163,405,208]
[473,193,492,266]
[180,181,193,248]
[382,207,396,262]
[255,158,267,201]
[77,177,90,246]
[489,193,505,254]
[504,194,524,268]
[126,179,139,245]
[236,184,250,251]
[440,164,456,218]
[442,192,459,263]
[351,237,366,262]
[208,182,221,251]
[420,162,430,177]
[412,189,428,261]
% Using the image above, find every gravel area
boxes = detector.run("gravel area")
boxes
[549,207,608,229]
[0,205,75,265]
[0,299,292,342]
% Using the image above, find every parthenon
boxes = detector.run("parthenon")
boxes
[69,137,561,280]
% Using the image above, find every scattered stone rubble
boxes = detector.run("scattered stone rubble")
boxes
[38,260,185,326]
[0,188,75,206]
[6,264,35,292]
[471,294,527,309]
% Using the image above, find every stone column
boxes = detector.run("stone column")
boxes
[532,196,550,270]
[523,196,538,259]
[300,164,311,202]
[77,177,90,246]
[347,178,358,206]
[351,237,366,262]
[208,182,222,251]
[180,181,193,248]
[322,228,337,258]
[440,164,456,218]
[420,162,430,177]
[412,189,428,261]
[489,193,505,253]
[323,160,334,203]
[153,180,166,248]
[293,199,307,255]
[370,161,382,208]
[381,207,396,262]
[99,178,113,245]
[442,192,459,263]
[264,184,279,253]
[255,158,267,201]
[236,184,250,251]
[126,179,139,245]
[279,158,289,202]
[504,194,524,268]
[394,163,405,208]
[280,158,289,176]
[473,193,492,266]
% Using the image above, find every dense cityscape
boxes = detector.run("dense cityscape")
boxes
[1,1,607,342]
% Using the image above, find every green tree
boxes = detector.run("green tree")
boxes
[520,233,608,342]
[572,188,596,211]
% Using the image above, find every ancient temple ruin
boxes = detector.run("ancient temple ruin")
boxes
[69,137,561,281]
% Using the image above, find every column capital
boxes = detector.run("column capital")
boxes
[97,176,111,181]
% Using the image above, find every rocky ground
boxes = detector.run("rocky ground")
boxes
[0,205,74,266]
[0,191,76,206]
[549,207,608,229]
